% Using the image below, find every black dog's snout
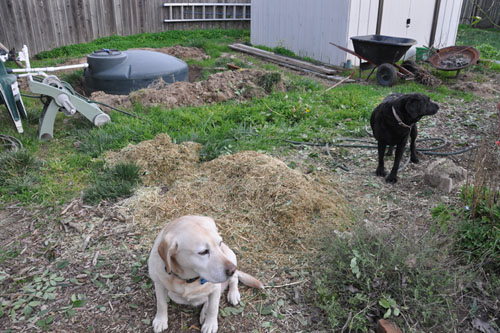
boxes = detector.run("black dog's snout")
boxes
[434,103,440,112]
[427,102,439,116]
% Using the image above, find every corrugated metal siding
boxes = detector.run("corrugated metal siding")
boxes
[434,0,464,49]
[346,0,379,66]
[379,0,436,59]
[251,0,350,66]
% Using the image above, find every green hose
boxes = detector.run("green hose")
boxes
[285,137,477,172]
[23,76,147,121]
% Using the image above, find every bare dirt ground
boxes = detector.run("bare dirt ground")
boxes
[1,47,499,332]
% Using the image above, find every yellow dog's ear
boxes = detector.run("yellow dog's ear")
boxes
[158,237,183,275]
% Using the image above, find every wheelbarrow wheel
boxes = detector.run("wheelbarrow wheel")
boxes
[376,63,397,86]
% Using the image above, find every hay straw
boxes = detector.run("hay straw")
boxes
[109,134,350,268]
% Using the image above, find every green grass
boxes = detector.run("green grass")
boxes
[36,29,249,60]
[457,24,500,58]
[83,162,140,204]
[456,24,500,74]
[254,45,318,64]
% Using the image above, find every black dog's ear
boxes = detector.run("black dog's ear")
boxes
[404,94,424,120]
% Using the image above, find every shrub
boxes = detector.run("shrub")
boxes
[315,226,467,332]
[477,43,500,61]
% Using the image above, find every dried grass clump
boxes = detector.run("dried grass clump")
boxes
[110,134,349,266]
[202,151,344,231]
[105,133,201,185]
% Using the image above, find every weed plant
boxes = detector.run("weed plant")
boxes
[432,142,500,272]
[316,226,472,332]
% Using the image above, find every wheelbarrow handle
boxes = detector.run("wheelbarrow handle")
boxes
[393,63,413,77]
[329,42,376,66]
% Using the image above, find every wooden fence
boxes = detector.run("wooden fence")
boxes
[0,0,250,56]
[460,0,500,28]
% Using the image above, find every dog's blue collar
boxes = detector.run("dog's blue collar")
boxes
[166,268,207,284]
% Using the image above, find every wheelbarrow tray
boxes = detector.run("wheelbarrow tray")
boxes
[351,35,417,65]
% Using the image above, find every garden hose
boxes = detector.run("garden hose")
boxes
[21,76,147,121]
[284,137,477,172]
[0,134,23,152]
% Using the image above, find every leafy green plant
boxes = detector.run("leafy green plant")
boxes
[1,270,65,326]
[456,186,500,270]
[379,296,402,318]
[477,44,500,61]
[59,294,86,318]
[316,225,468,332]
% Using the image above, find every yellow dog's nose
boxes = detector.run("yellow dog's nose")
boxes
[226,263,236,277]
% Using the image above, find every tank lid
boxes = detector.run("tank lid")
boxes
[90,48,123,57]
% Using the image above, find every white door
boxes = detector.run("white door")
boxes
[379,0,436,58]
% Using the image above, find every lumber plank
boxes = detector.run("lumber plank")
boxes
[229,43,339,75]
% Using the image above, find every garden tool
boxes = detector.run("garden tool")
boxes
[0,60,27,133]
[10,45,111,140]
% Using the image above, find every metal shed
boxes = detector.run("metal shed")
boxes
[251,0,464,67]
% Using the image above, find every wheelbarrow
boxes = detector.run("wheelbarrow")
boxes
[428,45,480,78]
[330,35,417,86]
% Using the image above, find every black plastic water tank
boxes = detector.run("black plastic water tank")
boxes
[84,49,188,95]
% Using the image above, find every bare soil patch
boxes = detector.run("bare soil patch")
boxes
[133,46,209,62]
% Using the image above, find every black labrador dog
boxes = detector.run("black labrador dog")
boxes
[370,93,439,183]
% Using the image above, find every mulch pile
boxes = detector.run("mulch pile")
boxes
[106,133,349,268]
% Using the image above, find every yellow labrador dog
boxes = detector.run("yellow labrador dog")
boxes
[148,215,263,333]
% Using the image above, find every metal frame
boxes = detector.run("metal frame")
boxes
[163,3,250,22]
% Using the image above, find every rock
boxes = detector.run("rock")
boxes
[424,158,467,193]
[377,319,402,333]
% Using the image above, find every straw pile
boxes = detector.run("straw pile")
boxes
[105,133,201,186]
[109,134,349,266]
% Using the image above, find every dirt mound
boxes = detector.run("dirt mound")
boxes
[109,134,349,265]
[134,46,209,61]
[54,46,208,67]
[90,69,283,109]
